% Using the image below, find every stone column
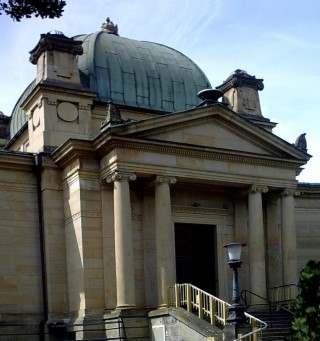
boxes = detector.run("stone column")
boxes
[107,171,137,309]
[280,189,299,285]
[247,185,268,303]
[154,176,176,308]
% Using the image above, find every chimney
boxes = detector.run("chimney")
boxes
[29,31,83,85]
[216,69,264,116]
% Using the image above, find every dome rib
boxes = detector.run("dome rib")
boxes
[75,31,211,112]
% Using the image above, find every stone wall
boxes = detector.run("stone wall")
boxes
[0,152,43,326]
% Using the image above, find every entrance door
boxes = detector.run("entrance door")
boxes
[175,223,216,295]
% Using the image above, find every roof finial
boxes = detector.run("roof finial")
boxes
[101,17,119,35]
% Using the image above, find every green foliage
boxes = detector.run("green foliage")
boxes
[286,260,320,341]
[0,0,66,21]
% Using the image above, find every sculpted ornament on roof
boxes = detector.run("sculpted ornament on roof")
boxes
[101,101,129,130]
[294,133,307,152]
[101,17,119,35]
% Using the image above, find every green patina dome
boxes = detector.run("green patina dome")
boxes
[10,79,36,139]
[10,20,211,138]
[74,30,211,112]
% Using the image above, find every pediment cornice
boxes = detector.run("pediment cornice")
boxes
[52,127,307,175]
[107,105,311,162]
[96,136,304,171]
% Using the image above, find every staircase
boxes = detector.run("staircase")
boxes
[247,305,293,341]
[167,284,298,340]
[167,284,267,340]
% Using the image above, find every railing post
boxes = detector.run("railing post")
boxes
[289,285,292,301]
[223,303,228,325]
[198,291,203,319]
[210,296,215,326]
[175,284,180,308]
[167,286,171,307]
[288,285,293,310]
[250,322,254,341]
[187,284,192,312]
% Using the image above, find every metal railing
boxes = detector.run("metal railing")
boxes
[167,283,267,341]
[0,325,41,341]
[270,284,299,310]
[241,289,273,321]
[0,317,127,341]
[241,286,298,340]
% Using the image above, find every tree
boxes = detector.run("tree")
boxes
[0,0,66,21]
[286,260,320,341]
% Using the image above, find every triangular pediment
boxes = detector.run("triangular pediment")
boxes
[109,104,310,162]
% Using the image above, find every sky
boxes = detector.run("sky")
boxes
[0,0,319,182]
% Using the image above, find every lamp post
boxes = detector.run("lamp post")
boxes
[223,243,247,325]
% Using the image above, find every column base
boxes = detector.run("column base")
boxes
[115,304,137,310]
[157,303,168,309]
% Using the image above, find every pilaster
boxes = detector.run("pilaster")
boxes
[101,181,117,310]
[62,160,103,318]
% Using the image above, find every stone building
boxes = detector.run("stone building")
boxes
[0,18,319,340]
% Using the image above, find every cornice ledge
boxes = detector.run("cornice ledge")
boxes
[297,183,320,197]
[0,152,35,169]
[52,139,95,167]
[21,83,96,111]
[100,137,303,170]
[211,115,310,161]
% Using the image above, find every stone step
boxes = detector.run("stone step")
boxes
[246,306,293,341]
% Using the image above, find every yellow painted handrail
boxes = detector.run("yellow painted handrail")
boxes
[167,283,267,341]
[270,284,299,310]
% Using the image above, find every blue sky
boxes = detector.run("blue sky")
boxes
[0,0,319,182]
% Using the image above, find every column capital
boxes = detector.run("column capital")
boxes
[244,185,268,195]
[280,189,300,197]
[250,185,269,194]
[106,171,137,183]
[154,176,177,185]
